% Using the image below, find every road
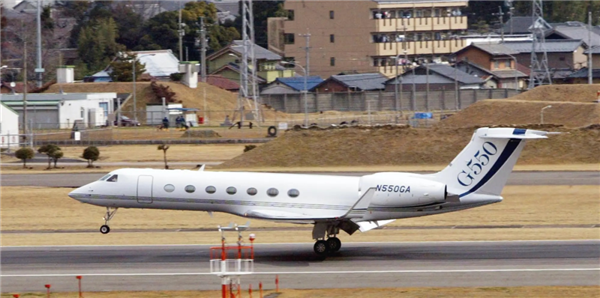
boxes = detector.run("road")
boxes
[2,171,599,187]
[1,241,599,292]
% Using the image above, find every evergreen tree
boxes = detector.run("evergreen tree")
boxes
[109,52,146,82]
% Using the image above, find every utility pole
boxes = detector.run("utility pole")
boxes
[493,6,505,43]
[200,17,207,83]
[299,30,311,76]
[588,11,593,85]
[178,4,183,61]
[35,0,44,88]
[23,43,28,142]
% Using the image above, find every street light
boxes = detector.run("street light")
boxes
[540,105,552,124]
[392,54,404,122]
[132,53,154,122]
[281,61,308,127]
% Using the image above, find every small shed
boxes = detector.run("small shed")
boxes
[0,102,20,149]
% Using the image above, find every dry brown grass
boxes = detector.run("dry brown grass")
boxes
[2,287,599,298]
[216,126,600,168]
[1,185,598,246]
[438,100,600,128]
[510,84,600,102]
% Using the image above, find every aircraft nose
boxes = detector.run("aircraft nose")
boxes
[69,185,91,202]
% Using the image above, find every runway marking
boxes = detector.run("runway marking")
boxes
[2,239,599,249]
[3,268,599,277]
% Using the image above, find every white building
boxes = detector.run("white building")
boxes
[0,102,20,148]
[1,92,116,129]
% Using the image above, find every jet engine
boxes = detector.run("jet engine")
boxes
[359,173,447,208]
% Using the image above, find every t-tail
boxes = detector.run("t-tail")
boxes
[432,127,552,200]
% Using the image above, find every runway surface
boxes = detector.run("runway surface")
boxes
[2,171,599,187]
[2,240,599,292]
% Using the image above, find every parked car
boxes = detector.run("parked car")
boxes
[114,116,140,127]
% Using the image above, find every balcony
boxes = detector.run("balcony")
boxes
[375,16,467,32]
[375,39,467,56]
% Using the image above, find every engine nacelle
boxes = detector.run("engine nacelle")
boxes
[360,173,447,208]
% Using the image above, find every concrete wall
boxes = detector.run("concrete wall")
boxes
[0,104,20,148]
[262,89,520,113]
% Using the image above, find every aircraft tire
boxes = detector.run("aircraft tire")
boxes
[326,237,342,252]
[100,225,110,234]
[313,240,329,256]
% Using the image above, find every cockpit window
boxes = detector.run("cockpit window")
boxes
[107,175,118,182]
[99,174,111,181]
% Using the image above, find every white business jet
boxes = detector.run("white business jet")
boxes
[70,127,552,255]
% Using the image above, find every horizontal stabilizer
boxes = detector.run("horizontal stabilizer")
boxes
[481,128,557,140]
[357,219,396,232]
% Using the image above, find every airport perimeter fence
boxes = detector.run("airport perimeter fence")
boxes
[2,110,439,148]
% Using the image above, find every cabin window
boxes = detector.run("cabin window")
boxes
[247,187,257,196]
[99,174,111,181]
[185,185,196,193]
[206,186,216,194]
[164,184,175,192]
[288,189,300,198]
[267,188,279,197]
[107,175,118,182]
[226,187,237,195]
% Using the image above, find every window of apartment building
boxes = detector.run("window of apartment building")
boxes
[415,9,423,17]
[330,34,335,43]
[287,10,295,21]
[284,33,295,44]
[434,8,441,17]
[330,57,336,66]
[330,10,334,19]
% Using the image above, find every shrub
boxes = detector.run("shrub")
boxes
[15,147,35,168]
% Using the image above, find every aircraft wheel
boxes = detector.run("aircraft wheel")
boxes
[100,225,110,234]
[313,240,329,256]
[326,237,342,252]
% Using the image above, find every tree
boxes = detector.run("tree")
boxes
[51,150,64,168]
[109,52,146,82]
[157,143,170,169]
[15,147,35,169]
[82,146,100,168]
[38,144,61,169]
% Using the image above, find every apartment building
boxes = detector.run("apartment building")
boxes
[279,0,468,78]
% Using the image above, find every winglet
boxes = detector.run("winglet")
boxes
[198,164,206,171]
[342,187,376,219]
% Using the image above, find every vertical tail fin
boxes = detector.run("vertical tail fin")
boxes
[433,128,550,197]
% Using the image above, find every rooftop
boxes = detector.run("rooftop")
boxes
[329,73,388,91]
[274,76,324,91]
[503,39,583,53]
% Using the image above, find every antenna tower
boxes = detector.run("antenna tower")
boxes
[235,0,262,124]
[528,0,552,89]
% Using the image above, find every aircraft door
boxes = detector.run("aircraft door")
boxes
[137,175,153,204]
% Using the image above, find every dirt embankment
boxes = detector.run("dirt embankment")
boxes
[438,84,600,129]
[216,125,600,168]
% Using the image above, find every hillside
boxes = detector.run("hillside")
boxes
[46,82,288,124]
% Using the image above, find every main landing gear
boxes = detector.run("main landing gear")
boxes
[100,207,118,234]
[312,222,342,256]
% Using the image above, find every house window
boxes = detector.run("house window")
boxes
[559,56,566,61]
[330,10,334,19]
[284,33,295,44]
[287,10,294,21]
[494,60,499,69]
[330,57,336,66]
[504,60,510,68]
[330,34,335,43]
[99,102,109,118]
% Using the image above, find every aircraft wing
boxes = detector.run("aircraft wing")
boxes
[244,187,377,221]
[244,209,338,220]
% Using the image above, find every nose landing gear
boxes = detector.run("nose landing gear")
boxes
[100,207,118,234]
